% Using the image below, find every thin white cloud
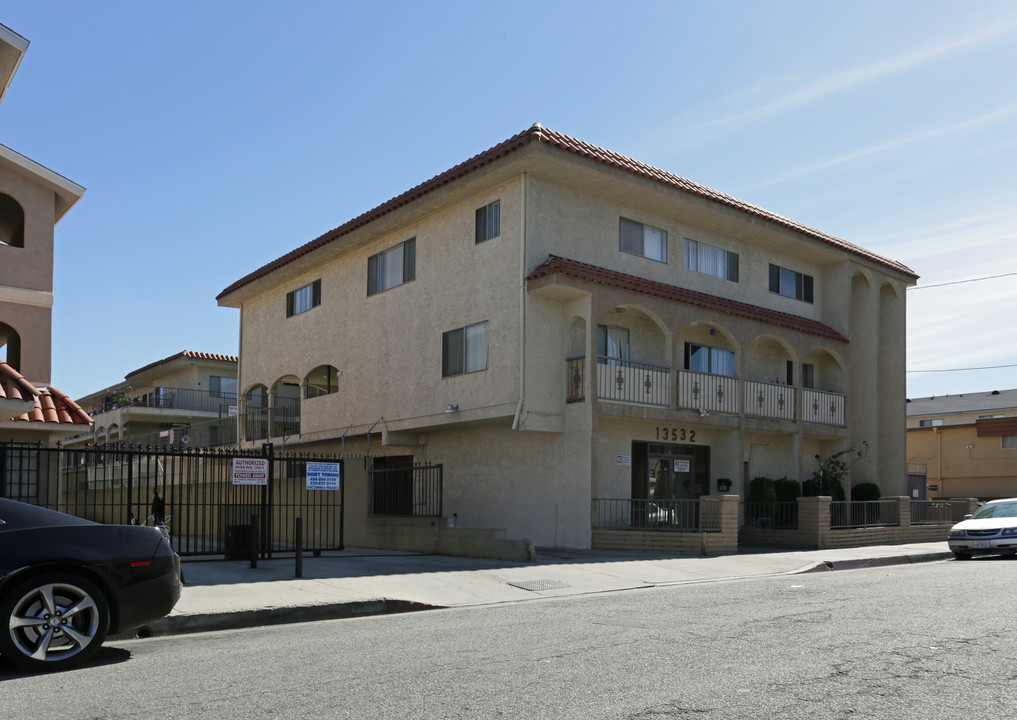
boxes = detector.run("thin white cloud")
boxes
[710,16,1017,130]
[752,103,1017,189]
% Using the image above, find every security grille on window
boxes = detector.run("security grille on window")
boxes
[442,321,489,377]
[620,217,667,262]
[475,201,500,243]
[368,238,416,296]
[286,279,321,317]
[769,264,813,303]
[685,239,738,281]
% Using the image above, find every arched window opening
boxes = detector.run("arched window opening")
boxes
[304,365,339,399]
[0,323,22,371]
[0,194,26,248]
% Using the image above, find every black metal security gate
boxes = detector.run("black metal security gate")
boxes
[1,442,344,557]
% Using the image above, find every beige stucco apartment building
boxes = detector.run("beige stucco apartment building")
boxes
[907,389,1017,500]
[218,124,917,549]
[1,23,91,448]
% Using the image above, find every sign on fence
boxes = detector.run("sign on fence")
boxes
[231,457,268,485]
[306,462,342,491]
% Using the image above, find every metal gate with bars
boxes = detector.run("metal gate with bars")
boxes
[1,442,344,558]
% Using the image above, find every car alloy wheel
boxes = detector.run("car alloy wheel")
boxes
[0,573,110,672]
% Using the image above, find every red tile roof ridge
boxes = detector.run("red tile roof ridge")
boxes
[125,350,238,380]
[0,361,41,402]
[9,385,93,425]
[529,255,849,343]
[217,123,917,301]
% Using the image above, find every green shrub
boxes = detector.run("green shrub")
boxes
[851,482,881,502]
[748,476,801,503]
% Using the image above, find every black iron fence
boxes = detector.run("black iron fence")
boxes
[1,442,344,557]
[368,462,443,517]
[592,498,719,532]
[743,501,799,530]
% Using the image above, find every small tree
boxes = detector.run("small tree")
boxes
[804,442,868,500]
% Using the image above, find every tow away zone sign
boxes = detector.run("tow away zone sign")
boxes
[306,462,342,491]
[231,457,268,485]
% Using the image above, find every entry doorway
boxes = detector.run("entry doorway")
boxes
[631,442,710,528]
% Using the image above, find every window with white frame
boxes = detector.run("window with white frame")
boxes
[684,342,735,377]
[442,321,489,377]
[918,419,943,427]
[596,324,630,365]
[368,238,416,296]
[286,279,321,317]
[620,217,667,262]
[769,264,813,303]
[685,239,738,281]
[475,201,500,243]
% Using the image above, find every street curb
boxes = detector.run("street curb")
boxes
[126,598,444,639]
[790,551,953,574]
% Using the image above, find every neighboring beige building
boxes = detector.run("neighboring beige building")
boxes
[907,389,1017,500]
[217,124,917,549]
[61,351,239,449]
[0,23,91,447]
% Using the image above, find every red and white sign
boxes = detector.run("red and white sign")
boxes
[231,458,268,485]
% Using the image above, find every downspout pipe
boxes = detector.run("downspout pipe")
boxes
[512,173,528,430]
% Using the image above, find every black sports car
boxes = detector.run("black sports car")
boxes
[0,498,182,672]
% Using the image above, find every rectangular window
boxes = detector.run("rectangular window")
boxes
[684,343,735,377]
[210,376,237,398]
[368,238,416,296]
[1003,435,1017,449]
[442,321,489,377]
[475,201,501,243]
[596,324,630,365]
[620,217,667,263]
[918,419,943,427]
[802,363,815,389]
[769,264,813,303]
[685,239,738,281]
[286,279,322,317]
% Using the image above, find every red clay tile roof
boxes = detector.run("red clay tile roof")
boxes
[125,350,239,380]
[0,361,39,402]
[218,124,917,301]
[1,362,92,425]
[529,255,849,343]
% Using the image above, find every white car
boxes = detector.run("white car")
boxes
[948,497,1017,560]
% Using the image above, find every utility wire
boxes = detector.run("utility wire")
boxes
[908,271,1017,290]
[907,363,1017,374]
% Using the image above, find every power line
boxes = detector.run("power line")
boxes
[907,363,1017,374]
[908,271,1017,290]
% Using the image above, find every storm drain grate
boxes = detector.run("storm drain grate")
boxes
[507,579,572,592]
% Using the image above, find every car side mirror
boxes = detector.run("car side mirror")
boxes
[963,514,973,520]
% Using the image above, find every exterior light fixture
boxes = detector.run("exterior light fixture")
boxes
[445,404,459,414]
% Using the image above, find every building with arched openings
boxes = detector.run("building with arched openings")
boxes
[217,124,917,551]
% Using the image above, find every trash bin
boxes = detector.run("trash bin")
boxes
[225,524,254,560]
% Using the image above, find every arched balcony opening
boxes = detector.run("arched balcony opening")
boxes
[594,305,671,407]
[304,365,340,399]
[565,317,587,403]
[0,322,22,371]
[744,335,797,421]
[801,348,848,426]
[0,193,25,248]
[242,384,269,441]
[677,322,739,414]
[271,376,301,437]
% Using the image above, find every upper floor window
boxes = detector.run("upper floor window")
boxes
[684,343,735,377]
[620,217,667,263]
[286,279,321,317]
[210,376,237,398]
[442,321,488,377]
[475,201,500,244]
[1002,435,1017,449]
[918,419,943,427]
[0,193,25,248]
[769,264,813,303]
[685,239,738,281]
[368,238,416,296]
[596,324,630,365]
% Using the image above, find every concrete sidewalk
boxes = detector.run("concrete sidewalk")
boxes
[136,541,953,638]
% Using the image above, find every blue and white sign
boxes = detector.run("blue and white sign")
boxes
[306,462,342,491]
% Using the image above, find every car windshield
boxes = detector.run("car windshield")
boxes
[972,502,1017,520]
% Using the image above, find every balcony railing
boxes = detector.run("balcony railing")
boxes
[596,358,670,407]
[676,370,739,414]
[89,385,237,416]
[566,356,585,403]
[801,388,846,426]
[745,380,796,421]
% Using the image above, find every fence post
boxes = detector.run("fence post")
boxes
[295,516,303,578]
[250,513,258,569]
[798,496,831,549]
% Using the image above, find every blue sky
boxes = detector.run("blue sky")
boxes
[2,1,1015,401]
